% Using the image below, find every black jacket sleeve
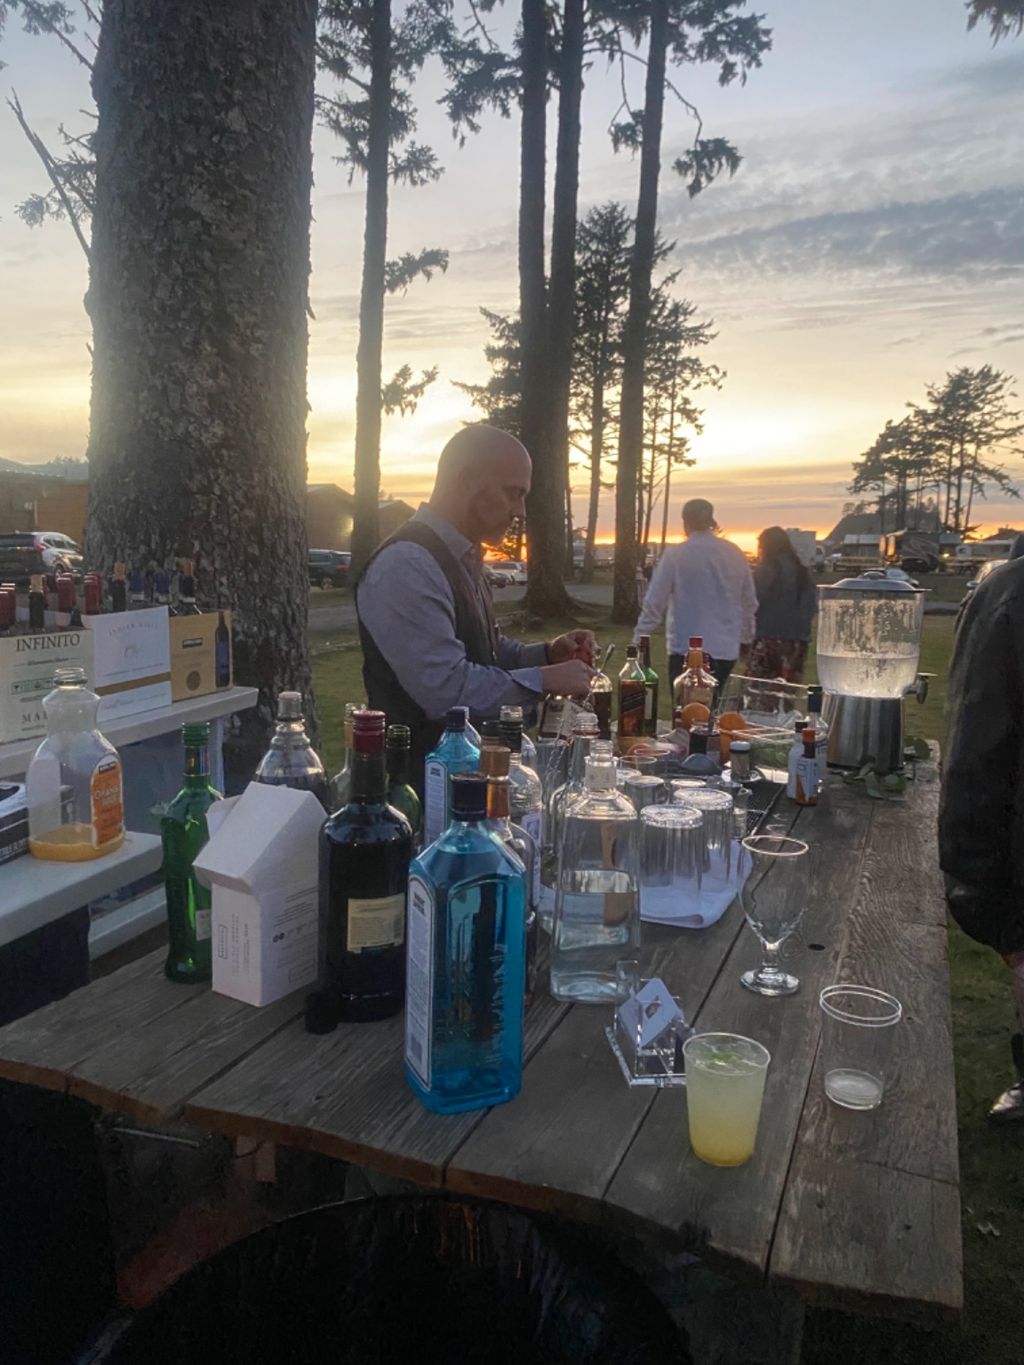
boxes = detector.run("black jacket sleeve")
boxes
[938,563,1024,955]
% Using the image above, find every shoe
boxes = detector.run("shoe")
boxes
[987,1033,1024,1123]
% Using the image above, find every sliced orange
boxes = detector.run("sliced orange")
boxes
[717,710,748,733]
[679,702,711,731]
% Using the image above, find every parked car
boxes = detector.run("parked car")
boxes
[964,558,1008,599]
[308,549,351,588]
[484,566,515,588]
[487,559,527,584]
[0,531,83,583]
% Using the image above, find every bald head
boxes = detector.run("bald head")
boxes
[430,424,532,545]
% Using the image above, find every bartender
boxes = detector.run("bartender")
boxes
[356,424,596,786]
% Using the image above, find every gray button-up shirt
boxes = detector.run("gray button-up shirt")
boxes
[357,505,547,722]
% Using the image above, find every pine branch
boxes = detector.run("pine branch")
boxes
[8,90,90,259]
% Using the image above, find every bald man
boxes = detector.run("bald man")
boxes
[356,425,596,788]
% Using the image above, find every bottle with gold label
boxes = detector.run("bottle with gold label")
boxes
[26,667,125,861]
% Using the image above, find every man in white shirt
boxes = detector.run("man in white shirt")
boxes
[634,498,757,692]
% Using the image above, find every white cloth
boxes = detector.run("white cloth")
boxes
[640,874,739,930]
[634,531,757,660]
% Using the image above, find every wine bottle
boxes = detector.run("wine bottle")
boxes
[617,645,646,750]
[111,562,128,613]
[28,574,46,632]
[162,722,222,983]
[638,635,659,738]
[386,723,422,843]
[176,561,202,616]
[215,609,231,688]
[320,709,413,1021]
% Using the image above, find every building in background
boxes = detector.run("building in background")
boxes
[0,467,89,542]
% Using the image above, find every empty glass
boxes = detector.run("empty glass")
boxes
[670,777,710,799]
[622,772,666,810]
[820,985,902,1109]
[738,836,809,996]
[638,805,703,925]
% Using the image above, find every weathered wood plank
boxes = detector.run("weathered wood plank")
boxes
[0,949,203,1094]
[603,776,875,1280]
[770,757,962,1318]
[186,982,571,1188]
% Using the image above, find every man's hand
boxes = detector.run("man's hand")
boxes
[541,659,595,697]
[548,629,598,666]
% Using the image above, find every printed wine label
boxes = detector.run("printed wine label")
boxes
[619,683,646,735]
[404,875,434,1087]
[195,908,212,942]
[346,892,406,953]
[90,755,124,848]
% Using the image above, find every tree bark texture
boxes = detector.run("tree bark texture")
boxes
[611,0,668,622]
[583,374,605,580]
[549,0,586,578]
[87,0,318,776]
[350,0,393,575]
[520,0,573,619]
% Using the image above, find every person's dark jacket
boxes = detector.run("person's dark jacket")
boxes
[939,557,1024,956]
[752,559,816,642]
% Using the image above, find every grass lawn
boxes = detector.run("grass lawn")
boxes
[311,587,1024,1360]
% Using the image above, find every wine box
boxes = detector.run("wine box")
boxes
[193,783,321,1007]
[169,611,233,702]
[0,627,94,742]
[84,606,173,723]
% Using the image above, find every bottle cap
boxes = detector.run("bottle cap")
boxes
[573,711,599,736]
[304,989,339,1035]
[690,727,709,754]
[478,743,510,778]
[445,706,468,731]
[54,667,87,686]
[386,723,410,747]
[182,722,211,746]
[591,739,615,760]
[352,709,386,753]
[639,634,651,646]
[806,685,823,712]
[277,691,303,719]
[498,717,523,753]
[451,772,487,820]
[479,719,502,742]
[729,740,752,753]
[499,705,523,722]
[625,644,638,657]
[688,636,703,648]
[584,754,617,790]
[30,573,44,592]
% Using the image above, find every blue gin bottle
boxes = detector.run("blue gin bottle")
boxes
[422,706,480,846]
[404,773,526,1114]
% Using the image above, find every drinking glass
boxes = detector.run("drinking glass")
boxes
[639,805,703,922]
[819,985,902,1109]
[684,1032,771,1167]
[670,777,710,799]
[622,772,666,811]
[673,787,734,890]
[738,835,809,996]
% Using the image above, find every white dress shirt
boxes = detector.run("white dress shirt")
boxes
[634,531,757,659]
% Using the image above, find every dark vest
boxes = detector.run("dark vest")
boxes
[355,521,497,794]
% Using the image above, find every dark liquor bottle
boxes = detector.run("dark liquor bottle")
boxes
[162,722,222,983]
[177,561,202,616]
[84,574,103,615]
[0,586,15,636]
[617,645,646,749]
[128,568,147,609]
[28,574,46,631]
[254,691,330,810]
[56,575,75,614]
[679,726,722,777]
[214,609,231,688]
[153,569,174,614]
[638,634,659,737]
[320,709,413,1021]
[386,724,422,843]
[111,562,128,613]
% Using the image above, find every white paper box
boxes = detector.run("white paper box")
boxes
[193,783,323,1007]
[83,606,173,723]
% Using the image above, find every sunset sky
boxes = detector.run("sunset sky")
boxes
[1,0,1022,552]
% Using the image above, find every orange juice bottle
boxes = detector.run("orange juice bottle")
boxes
[26,667,125,861]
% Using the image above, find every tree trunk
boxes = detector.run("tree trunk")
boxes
[520,0,572,618]
[87,0,318,781]
[549,0,585,579]
[350,0,392,574]
[611,0,668,622]
[582,362,605,581]
[661,375,677,549]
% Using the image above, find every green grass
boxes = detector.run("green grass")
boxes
[311,596,1024,1360]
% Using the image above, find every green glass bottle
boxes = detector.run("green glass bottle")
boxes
[386,724,422,843]
[163,722,222,983]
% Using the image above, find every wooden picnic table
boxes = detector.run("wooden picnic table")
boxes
[0,752,961,1340]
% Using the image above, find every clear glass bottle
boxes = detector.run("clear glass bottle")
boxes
[788,727,819,807]
[26,667,125,861]
[320,709,413,1022]
[330,701,365,809]
[404,773,526,1114]
[499,714,543,912]
[806,684,829,778]
[499,704,537,768]
[386,723,422,844]
[540,713,601,930]
[424,706,481,846]
[551,751,640,1003]
[617,645,647,749]
[673,636,716,712]
[163,722,222,983]
[638,635,660,737]
[480,741,536,1007]
[254,691,330,810]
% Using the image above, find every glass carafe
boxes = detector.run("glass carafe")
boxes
[816,573,924,699]
[27,667,125,861]
[551,752,639,1003]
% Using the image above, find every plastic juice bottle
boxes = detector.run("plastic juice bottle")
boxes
[26,667,125,861]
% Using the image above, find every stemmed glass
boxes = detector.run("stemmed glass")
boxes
[738,835,809,996]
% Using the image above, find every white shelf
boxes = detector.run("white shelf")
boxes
[0,832,162,948]
[88,885,167,961]
[0,686,259,779]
